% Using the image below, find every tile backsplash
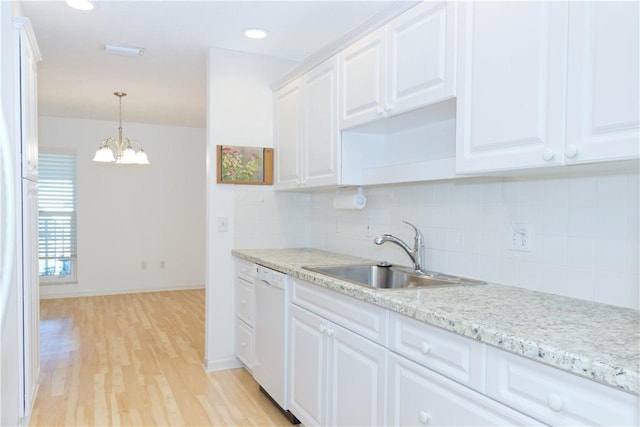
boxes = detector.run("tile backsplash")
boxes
[233,169,639,309]
[308,170,639,309]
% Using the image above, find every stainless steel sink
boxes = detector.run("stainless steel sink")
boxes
[303,264,485,290]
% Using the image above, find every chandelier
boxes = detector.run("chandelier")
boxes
[92,92,150,165]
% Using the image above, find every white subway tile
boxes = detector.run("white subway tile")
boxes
[540,263,567,296]
[566,237,595,268]
[567,206,596,238]
[596,174,628,206]
[568,176,597,207]
[595,204,628,240]
[543,178,569,207]
[565,267,595,301]
[542,235,567,265]
[593,270,627,307]
[518,260,542,291]
[542,206,568,236]
[594,239,626,273]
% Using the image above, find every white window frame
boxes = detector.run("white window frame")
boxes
[38,151,77,285]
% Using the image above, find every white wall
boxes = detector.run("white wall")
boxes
[307,168,639,309]
[205,48,303,371]
[38,116,206,298]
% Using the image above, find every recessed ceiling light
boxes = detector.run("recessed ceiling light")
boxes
[244,28,268,39]
[66,0,95,11]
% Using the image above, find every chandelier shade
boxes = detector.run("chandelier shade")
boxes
[92,92,150,165]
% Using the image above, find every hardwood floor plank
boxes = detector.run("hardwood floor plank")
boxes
[31,289,292,427]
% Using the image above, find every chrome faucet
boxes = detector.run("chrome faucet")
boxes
[374,220,425,272]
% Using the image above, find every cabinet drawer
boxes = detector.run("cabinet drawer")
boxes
[486,346,639,426]
[235,259,256,283]
[291,279,388,345]
[387,353,540,426]
[235,277,254,326]
[235,318,253,370]
[389,312,485,391]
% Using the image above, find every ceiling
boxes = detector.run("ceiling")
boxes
[20,0,414,128]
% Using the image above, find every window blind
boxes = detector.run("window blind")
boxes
[38,153,77,260]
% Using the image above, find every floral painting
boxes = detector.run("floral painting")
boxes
[216,145,273,185]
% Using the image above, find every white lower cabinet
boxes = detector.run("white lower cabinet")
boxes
[387,353,540,426]
[289,304,386,427]
[287,278,639,426]
[486,346,640,426]
[234,259,256,369]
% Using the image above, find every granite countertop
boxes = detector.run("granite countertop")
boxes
[232,248,640,395]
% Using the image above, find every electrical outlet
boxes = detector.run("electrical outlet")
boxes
[217,216,228,232]
[366,219,373,237]
[508,223,532,252]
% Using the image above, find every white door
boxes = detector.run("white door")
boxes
[456,1,569,173]
[565,1,639,163]
[302,57,339,187]
[274,80,302,189]
[386,0,456,115]
[288,305,326,427]
[338,27,385,130]
[326,322,387,427]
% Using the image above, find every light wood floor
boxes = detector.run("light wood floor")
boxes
[30,289,292,427]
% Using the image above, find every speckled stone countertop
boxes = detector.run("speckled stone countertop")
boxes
[232,248,640,395]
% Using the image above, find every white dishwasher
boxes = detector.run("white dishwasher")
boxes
[253,265,299,424]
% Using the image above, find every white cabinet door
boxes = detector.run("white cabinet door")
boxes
[387,353,541,426]
[565,1,639,164]
[302,57,339,187]
[456,1,569,173]
[274,79,302,189]
[289,305,326,427]
[339,27,385,130]
[21,179,39,413]
[326,322,387,427]
[15,18,40,181]
[386,0,456,115]
[289,300,387,427]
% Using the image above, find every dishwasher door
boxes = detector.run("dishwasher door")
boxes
[253,266,288,410]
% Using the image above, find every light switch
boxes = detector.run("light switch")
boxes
[217,216,229,232]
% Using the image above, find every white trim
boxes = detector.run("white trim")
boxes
[39,283,205,299]
[202,357,244,372]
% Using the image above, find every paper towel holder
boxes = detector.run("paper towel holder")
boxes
[333,186,367,210]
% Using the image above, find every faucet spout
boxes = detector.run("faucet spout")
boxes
[373,221,425,272]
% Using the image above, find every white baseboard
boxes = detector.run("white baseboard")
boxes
[39,283,205,299]
[202,357,244,372]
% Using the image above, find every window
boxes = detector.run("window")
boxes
[38,152,77,284]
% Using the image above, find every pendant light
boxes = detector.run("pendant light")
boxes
[92,92,150,165]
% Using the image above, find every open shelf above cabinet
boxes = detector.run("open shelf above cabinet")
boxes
[341,98,457,186]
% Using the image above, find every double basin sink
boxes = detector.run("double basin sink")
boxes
[304,263,485,290]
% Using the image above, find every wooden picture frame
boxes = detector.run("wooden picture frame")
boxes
[216,145,274,185]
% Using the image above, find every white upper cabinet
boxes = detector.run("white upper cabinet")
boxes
[274,79,302,189]
[275,57,339,190]
[565,1,640,164]
[14,17,42,181]
[302,58,340,187]
[457,0,639,174]
[339,28,386,130]
[456,1,569,173]
[385,0,456,116]
[339,0,457,130]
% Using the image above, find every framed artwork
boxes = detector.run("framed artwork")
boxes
[216,145,274,185]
